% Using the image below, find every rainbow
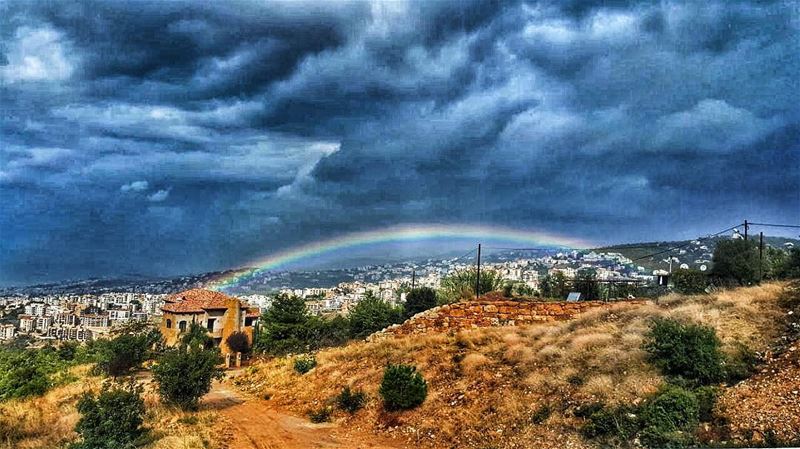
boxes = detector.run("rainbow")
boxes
[210,223,593,291]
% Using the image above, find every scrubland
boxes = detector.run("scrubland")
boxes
[234,282,791,448]
[0,366,225,449]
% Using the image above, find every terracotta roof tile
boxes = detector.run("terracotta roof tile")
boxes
[161,289,241,314]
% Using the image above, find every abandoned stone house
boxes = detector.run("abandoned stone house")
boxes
[160,289,259,354]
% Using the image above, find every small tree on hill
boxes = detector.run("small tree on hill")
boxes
[574,269,600,300]
[180,323,214,349]
[380,364,427,411]
[72,382,145,449]
[642,318,725,385]
[152,345,223,410]
[404,287,437,318]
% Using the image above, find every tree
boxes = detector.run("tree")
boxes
[404,287,437,318]
[180,323,214,350]
[711,239,760,285]
[95,334,152,377]
[775,247,800,279]
[574,269,600,300]
[540,272,569,299]
[225,331,251,354]
[348,295,403,339]
[255,293,315,355]
[439,268,505,303]
[72,382,145,449]
[671,268,708,294]
[152,346,223,410]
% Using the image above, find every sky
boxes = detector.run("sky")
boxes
[1,0,798,286]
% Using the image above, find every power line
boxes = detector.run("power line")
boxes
[747,222,800,229]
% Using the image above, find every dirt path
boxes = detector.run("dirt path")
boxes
[203,381,402,449]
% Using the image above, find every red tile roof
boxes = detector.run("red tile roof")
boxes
[162,289,241,314]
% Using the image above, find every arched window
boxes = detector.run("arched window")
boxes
[178,320,187,331]
[165,319,172,329]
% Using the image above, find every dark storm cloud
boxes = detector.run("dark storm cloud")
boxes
[1,0,798,285]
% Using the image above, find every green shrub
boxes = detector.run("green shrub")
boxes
[724,342,759,382]
[307,405,333,423]
[336,386,366,413]
[152,346,224,410]
[694,386,719,422]
[379,364,427,411]
[643,318,725,385]
[672,269,708,294]
[580,404,639,441]
[294,354,317,374]
[439,268,505,303]
[71,382,145,449]
[0,347,75,401]
[531,404,552,424]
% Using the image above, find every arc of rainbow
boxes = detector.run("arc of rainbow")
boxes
[210,223,594,290]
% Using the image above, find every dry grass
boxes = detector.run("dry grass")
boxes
[0,366,225,449]
[233,282,789,449]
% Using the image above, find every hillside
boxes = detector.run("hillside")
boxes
[232,282,799,448]
[598,236,798,272]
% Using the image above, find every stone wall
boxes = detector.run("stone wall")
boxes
[371,298,648,339]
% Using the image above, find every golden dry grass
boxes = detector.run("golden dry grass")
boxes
[0,366,225,449]
[233,282,789,449]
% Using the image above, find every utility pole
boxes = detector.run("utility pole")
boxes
[744,220,749,241]
[759,232,764,281]
[475,244,481,300]
[411,269,416,290]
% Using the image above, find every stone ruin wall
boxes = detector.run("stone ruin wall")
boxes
[370,298,649,339]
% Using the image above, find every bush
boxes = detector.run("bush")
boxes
[694,386,719,422]
[724,342,759,382]
[307,406,333,423]
[336,386,366,413]
[643,318,725,385]
[404,287,438,318]
[672,269,707,294]
[580,404,639,441]
[711,239,760,285]
[348,294,403,339]
[225,331,251,354]
[531,403,552,424]
[294,354,317,374]
[379,364,427,411]
[72,382,145,449]
[152,346,224,410]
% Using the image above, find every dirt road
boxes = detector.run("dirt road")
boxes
[203,382,402,449]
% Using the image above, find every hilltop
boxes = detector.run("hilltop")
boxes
[231,282,800,448]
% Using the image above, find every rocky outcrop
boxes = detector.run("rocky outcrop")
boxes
[370,297,649,339]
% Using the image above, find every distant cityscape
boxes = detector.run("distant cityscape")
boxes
[2,233,796,344]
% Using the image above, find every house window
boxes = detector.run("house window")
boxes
[178,321,187,332]
[165,319,172,329]
[206,318,215,331]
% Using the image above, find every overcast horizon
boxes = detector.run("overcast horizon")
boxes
[2,1,799,286]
